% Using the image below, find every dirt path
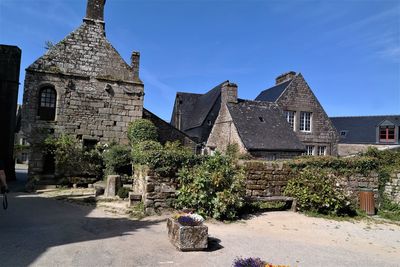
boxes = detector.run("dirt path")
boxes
[1,192,399,267]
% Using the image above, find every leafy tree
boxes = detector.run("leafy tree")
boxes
[127,119,158,145]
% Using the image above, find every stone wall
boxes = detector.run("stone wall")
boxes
[206,103,248,154]
[0,45,21,180]
[133,165,177,214]
[337,144,399,157]
[133,160,381,213]
[276,74,339,156]
[385,172,400,204]
[242,161,292,197]
[240,160,379,204]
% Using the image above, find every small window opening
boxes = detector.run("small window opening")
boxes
[114,121,117,126]
[83,139,98,151]
[259,117,264,122]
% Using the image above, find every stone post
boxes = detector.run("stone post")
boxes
[104,175,121,197]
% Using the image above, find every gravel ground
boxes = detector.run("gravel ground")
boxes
[1,190,399,267]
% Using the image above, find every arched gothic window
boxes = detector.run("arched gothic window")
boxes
[38,86,56,121]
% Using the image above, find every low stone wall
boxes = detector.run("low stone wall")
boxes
[241,161,293,198]
[240,160,379,204]
[339,172,379,203]
[133,161,382,213]
[133,165,177,213]
[385,172,400,204]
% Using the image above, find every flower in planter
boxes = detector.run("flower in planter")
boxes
[188,213,205,224]
[172,212,205,226]
[233,257,289,267]
[233,257,265,267]
[177,216,200,226]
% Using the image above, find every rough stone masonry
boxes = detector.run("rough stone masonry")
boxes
[22,0,144,179]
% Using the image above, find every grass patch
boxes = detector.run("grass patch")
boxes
[378,210,400,221]
[128,201,146,219]
[378,197,400,221]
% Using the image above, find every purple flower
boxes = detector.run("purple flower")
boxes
[177,216,201,226]
[233,257,265,267]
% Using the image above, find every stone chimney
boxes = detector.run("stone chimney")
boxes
[85,0,106,21]
[131,51,140,79]
[221,81,238,104]
[275,71,296,85]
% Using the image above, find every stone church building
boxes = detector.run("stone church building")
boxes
[22,0,193,179]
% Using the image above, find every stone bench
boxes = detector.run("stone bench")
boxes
[246,196,297,211]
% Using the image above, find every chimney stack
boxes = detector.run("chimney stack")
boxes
[85,0,106,21]
[221,81,238,104]
[131,51,140,79]
[275,71,296,85]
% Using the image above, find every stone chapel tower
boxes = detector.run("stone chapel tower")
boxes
[22,0,144,178]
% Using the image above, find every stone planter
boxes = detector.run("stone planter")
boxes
[167,218,208,251]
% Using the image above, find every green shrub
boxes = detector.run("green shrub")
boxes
[132,140,201,176]
[226,143,240,160]
[43,135,103,178]
[102,144,132,176]
[363,147,400,197]
[127,119,158,145]
[290,156,378,175]
[131,140,163,165]
[284,168,355,216]
[175,152,245,220]
[81,148,103,178]
[117,187,131,199]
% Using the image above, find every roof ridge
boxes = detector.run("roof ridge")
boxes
[176,92,203,96]
[330,115,400,118]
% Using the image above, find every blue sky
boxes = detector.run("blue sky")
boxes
[1,0,399,121]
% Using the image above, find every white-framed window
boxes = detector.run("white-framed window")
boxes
[286,111,296,130]
[318,146,326,156]
[300,111,312,132]
[305,145,314,156]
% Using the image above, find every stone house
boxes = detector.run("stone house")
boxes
[22,0,194,179]
[171,72,338,158]
[255,71,339,156]
[171,82,225,146]
[206,82,305,159]
[330,115,400,156]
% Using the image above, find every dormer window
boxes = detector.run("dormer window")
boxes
[38,86,57,121]
[340,130,348,137]
[379,126,395,142]
[259,117,265,123]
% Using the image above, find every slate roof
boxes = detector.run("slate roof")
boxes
[173,81,227,131]
[255,79,292,102]
[228,100,305,151]
[330,115,400,144]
